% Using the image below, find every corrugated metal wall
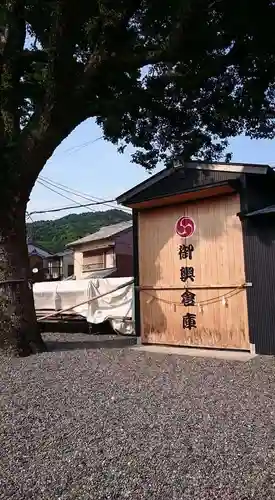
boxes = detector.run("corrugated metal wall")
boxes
[242,175,275,354]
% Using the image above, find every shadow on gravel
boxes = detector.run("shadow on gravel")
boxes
[46,336,137,352]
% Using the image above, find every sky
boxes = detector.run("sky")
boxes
[27,117,275,221]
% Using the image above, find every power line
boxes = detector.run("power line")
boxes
[61,136,103,155]
[48,136,104,161]
[26,211,35,243]
[40,174,118,205]
[31,181,131,216]
[30,177,131,216]
[37,180,96,210]
[39,175,131,213]
[26,211,34,223]
[32,180,118,215]
[29,199,118,216]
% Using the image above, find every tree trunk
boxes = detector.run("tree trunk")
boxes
[0,201,47,356]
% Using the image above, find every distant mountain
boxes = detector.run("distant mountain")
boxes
[27,209,132,253]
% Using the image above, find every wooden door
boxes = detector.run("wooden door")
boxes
[138,193,250,350]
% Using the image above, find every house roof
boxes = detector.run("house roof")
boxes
[50,249,73,258]
[116,161,270,206]
[67,220,132,247]
[28,243,52,258]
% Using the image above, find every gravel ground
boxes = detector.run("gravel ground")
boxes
[1,332,275,500]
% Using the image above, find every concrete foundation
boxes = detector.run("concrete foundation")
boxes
[132,344,257,362]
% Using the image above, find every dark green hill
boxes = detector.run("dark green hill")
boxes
[27,209,132,253]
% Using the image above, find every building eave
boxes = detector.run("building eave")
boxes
[67,240,115,251]
[116,168,173,205]
[239,205,275,218]
[116,161,270,207]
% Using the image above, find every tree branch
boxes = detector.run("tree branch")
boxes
[21,48,48,64]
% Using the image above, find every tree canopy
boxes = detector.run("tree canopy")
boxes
[1,0,275,180]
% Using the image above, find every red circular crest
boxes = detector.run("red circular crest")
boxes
[175,216,195,238]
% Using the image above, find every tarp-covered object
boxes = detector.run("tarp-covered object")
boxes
[88,278,133,334]
[33,280,92,318]
[33,277,134,334]
[33,281,61,311]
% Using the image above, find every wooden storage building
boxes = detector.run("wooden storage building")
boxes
[117,162,275,355]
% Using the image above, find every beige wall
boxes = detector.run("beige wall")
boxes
[74,250,84,279]
[72,230,133,279]
[73,240,115,279]
[138,193,249,349]
[105,248,115,268]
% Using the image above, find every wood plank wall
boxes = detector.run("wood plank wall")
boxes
[138,193,250,349]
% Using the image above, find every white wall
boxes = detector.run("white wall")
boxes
[105,248,115,268]
[74,250,84,280]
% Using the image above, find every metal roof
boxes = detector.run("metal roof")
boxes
[50,249,73,257]
[67,220,132,247]
[244,205,275,217]
[117,161,270,205]
[85,268,117,279]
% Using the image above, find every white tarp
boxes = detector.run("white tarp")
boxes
[33,277,134,334]
[33,280,92,317]
[33,281,62,311]
[88,277,133,335]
